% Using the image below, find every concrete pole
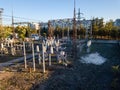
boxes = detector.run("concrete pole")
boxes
[36,45,41,65]
[38,53,41,65]
[42,43,45,73]
[67,27,69,39]
[49,45,53,66]
[8,41,10,47]
[49,53,51,66]
[56,45,58,52]
[11,42,13,47]
[1,43,3,55]
[23,42,27,69]
[32,42,36,71]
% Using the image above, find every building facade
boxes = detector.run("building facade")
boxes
[114,19,120,27]
[40,18,92,30]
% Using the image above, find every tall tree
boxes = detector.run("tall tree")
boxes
[104,20,114,39]
[54,26,61,38]
[92,18,98,38]
[110,27,119,39]
[0,25,12,40]
[97,18,104,38]
[98,18,104,30]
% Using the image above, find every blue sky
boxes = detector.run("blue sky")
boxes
[0,0,120,25]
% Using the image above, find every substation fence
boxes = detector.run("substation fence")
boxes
[0,42,32,56]
[0,39,72,73]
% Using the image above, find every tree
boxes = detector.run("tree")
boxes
[15,26,27,40]
[104,20,114,39]
[97,18,105,39]
[54,26,60,38]
[118,30,120,39]
[98,18,104,30]
[110,27,119,39]
[41,27,48,37]
[25,26,31,37]
[0,25,12,40]
[78,25,86,39]
[63,27,68,37]
[98,28,105,39]
[92,18,98,39]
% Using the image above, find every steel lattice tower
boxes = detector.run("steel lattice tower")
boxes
[73,0,77,40]
[73,0,77,59]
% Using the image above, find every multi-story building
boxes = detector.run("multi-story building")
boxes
[40,18,92,30]
[13,18,92,30]
[14,22,40,30]
[29,22,40,30]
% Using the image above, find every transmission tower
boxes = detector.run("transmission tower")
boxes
[73,0,77,40]
[78,8,81,21]
[77,8,83,21]
[72,0,77,59]
[0,8,4,25]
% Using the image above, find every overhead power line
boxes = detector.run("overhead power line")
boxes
[3,14,41,22]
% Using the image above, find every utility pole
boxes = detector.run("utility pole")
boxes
[12,10,15,39]
[0,8,3,25]
[42,43,46,73]
[32,42,36,71]
[73,0,77,40]
[23,42,27,69]
[0,8,4,41]
[73,0,77,59]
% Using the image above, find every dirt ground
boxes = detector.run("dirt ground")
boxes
[0,60,58,90]
[0,43,119,90]
[0,55,21,63]
[0,72,14,80]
